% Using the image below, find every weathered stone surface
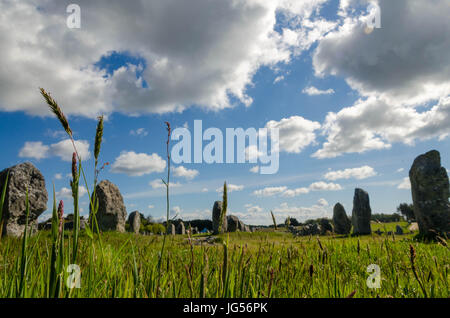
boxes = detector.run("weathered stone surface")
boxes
[90,180,127,232]
[0,162,48,237]
[227,215,240,232]
[409,150,450,237]
[395,225,403,235]
[212,201,227,234]
[333,203,352,234]
[64,218,88,231]
[128,211,141,234]
[352,188,372,235]
[319,218,333,235]
[177,221,185,235]
[167,223,176,235]
[408,222,419,232]
[299,223,321,236]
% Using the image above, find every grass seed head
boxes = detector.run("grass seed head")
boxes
[94,115,104,161]
[39,88,72,137]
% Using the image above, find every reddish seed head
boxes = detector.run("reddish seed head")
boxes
[71,152,77,180]
[57,200,64,233]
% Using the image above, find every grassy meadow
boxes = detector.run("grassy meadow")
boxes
[0,89,448,299]
[0,228,448,298]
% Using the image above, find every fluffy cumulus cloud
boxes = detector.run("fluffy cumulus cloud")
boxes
[245,204,263,213]
[149,179,181,189]
[253,181,341,197]
[397,177,411,190]
[56,185,87,199]
[172,166,199,180]
[309,181,342,191]
[0,0,334,117]
[216,184,244,193]
[265,116,321,153]
[253,186,288,197]
[302,86,334,96]
[312,0,450,158]
[110,151,165,176]
[324,165,376,181]
[19,142,49,160]
[19,139,90,161]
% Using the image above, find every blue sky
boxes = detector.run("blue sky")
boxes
[1,0,449,225]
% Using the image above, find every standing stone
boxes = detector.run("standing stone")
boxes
[128,211,141,234]
[409,150,450,238]
[227,215,240,232]
[319,218,333,235]
[91,180,127,232]
[212,201,227,234]
[167,223,176,235]
[332,203,352,234]
[352,188,372,235]
[0,162,48,237]
[395,225,404,235]
[300,223,321,236]
[176,221,185,235]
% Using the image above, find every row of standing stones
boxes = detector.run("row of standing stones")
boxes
[0,150,449,238]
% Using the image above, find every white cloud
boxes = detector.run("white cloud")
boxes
[273,75,285,83]
[281,187,310,197]
[56,185,87,199]
[309,181,342,191]
[265,116,321,153]
[397,177,411,190]
[148,205,155,209]
[313,96,450,158]
[50,139,91,162]
[245,204,263,213]
[324,165,376,181]
[172,166,199,180]
[19,142,49,160]
[396,168,404,173]
[312,0,450,158]
[253,181,341,198]
[111,151,165,176]
[0,0,332,117]
[216,184,244,193]
[201,188,209,192]
[171,206,182,215]
[54,173,62,180]
[317,198,328,207]
[19,139,90,162]
[302,86,334,96]
[149,179,181,189]
[130,128,148,137]
[253,186,288,197]
[249,166,259,174]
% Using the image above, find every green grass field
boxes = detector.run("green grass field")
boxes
[0,226,448,298]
